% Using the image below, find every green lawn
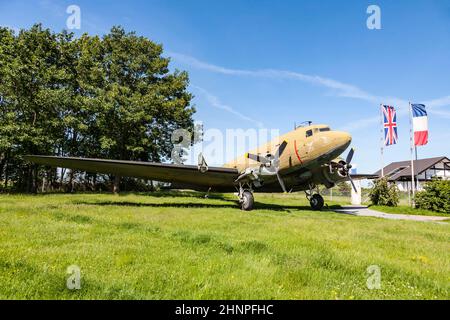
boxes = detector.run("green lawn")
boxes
[370,205,450,218]
[0,192,449,300]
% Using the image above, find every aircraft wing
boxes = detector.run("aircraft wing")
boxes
[349,174,379,180]
[25,155,239,191]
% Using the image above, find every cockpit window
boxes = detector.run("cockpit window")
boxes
[319,127,330,132]
[306,130,313,137]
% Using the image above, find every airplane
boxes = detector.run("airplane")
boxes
[25,122,376,211]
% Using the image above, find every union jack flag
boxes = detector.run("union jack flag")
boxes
[382,105,398,146]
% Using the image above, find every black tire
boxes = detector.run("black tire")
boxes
[241,190,254,211]
[310,194,324,211]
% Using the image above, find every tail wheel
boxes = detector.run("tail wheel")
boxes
[310,194,324,211]
[240,190,254,211]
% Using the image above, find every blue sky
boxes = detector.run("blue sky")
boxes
[1,0,450,171]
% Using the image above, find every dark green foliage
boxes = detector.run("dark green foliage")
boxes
[415,179,450,213]
[336,182,351,194]
[0,24,195,192]
[369,178,399,207]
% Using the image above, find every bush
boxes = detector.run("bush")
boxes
[415,179,450,213]
[369,178,399,206]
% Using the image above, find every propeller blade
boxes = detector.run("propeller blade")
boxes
[348,174,357,193]
[247,141,287,166]
[276,170,287,193]
[246,153,270,164]
[275,140,288,160]
[346,148,355,165]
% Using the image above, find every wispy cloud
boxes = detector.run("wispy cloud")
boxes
[171,52,378,103]
[424,95,450,108]
[192,85,264,128]
[171,52,450,131]
[425,108,450,119]
[38,0,65,18]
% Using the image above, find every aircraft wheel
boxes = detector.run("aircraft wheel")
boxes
[240,190,254,211]
[310,194,324,211]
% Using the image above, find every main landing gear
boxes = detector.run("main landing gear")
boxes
[305,184,324,211]
[235,183,324,212]
[237,184,254,211]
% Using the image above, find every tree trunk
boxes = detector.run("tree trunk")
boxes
[0,153,4,184]
[42,174,46,193]
[68,170,74,193]
[32,165,38,194]
[4,159,8,189]
[26,165,32,193]
[60,168,66,186]
[113,175,121,194]
[92,174,97,192]
[52,167,58,191]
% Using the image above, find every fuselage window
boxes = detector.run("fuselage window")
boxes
[319,127,330,132]
[306,130,313,138]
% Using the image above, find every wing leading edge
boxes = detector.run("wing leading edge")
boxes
[25,155,239,191]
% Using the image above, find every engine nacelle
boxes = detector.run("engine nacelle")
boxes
[314,164,348,188]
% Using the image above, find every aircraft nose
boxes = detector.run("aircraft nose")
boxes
[334,131,352,148]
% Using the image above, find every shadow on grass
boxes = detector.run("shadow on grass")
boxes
[72,199,342,212]
[125,191,233,200]
[2,190,232,200]
[73,200,237,209]
[3,190,342,212]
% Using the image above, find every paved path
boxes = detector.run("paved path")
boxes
[333,206,449,223]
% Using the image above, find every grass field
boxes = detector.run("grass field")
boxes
[0,192,449,300]
[370,205,450,218]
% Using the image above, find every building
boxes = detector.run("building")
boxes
[374,156,450,192]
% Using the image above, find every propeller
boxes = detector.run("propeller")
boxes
[246,153,271,165]
[247,141,288,192]
[333,147,358,193]
[346,147,354,165]
[347,173,357,193]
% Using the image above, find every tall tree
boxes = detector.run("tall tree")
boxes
[0,27,16,189]
[0,25,196,193]
[0,25,67,191]
[95,26,195,192]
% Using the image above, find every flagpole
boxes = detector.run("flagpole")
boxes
[380,104,384,178]
[415,145,419,191]
[409,102,416,207]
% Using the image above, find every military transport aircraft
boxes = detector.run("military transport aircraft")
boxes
[26,122,375,211]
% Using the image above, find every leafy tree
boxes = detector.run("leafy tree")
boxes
[0,25,196,193]
[415,179,450,213]
[0,27,16,190]
[336,182,351,195]
[94,26,195,192]
[369,178,399,207]
[0,25,67,192]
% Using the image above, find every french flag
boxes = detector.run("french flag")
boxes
[411,104,428,146]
